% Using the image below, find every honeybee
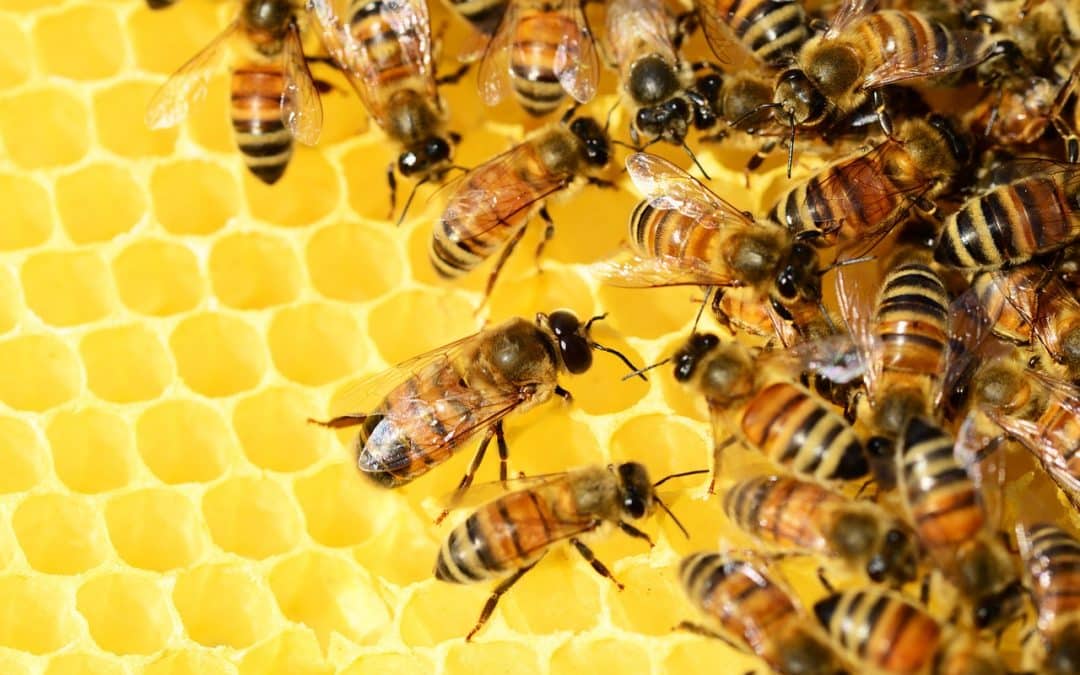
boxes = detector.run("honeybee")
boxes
[1016,522,1080,675]
[592,152,830,347]
[436,462,697,640]
[723,474,919,584]
[678,552,848,675]
[695,0,809,69]
[430,113,610,297]
[934,162,1080,270]
[896,416,1022,629]
[145,0,323,185]
[309,310,642,507]
[476,0,598,116]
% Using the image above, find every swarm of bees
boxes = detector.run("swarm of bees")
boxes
[147,0,1080,670]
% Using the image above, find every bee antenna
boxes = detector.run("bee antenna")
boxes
[817,254,876,275]
[611,139,640,151]
[816,297,837,334]
[692,287,712,333]
[395,175,431,227]
[594,341,648,381]
[654,496,691,539]
[583,312,608,333]
[620,356,671,381]
[653,468,710,488]
[603,97,621,132]
[786,110,797,178]
[682,141,711,180]
[732,102,779,129]
[561,104,580,125]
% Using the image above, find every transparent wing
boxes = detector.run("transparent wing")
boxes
[382,0,437,99]
[591,249,739,288]
[954,411,1007,530]
[991,410,1080,513]
[476,0,517,105]
[863,24,999,89]
[826,0,878,37]
[438,471,575,509]
[281,20,323,145]
[145,19,238,129]
[695,0,766,70]
[626,153,757,229]
[766,333,865,385]
[605,0,677,75]
[936,285,996,410]
[554,0,599,103]
[835,255,881,398]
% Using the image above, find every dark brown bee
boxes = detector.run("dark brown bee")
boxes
[1016,522,1080,675]
[146,0,323,184]
[723,474,918,584]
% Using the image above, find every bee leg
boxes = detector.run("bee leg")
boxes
[816,567,835,593]
[307,413,367,429]
[386,164,398,220]
[586,176,617,190]
[870,89,894,139]
[1051,115,1080,164]
[466,558,541,642]
[494,421,509,487]
[480,224,528,306]
[554,385,573,402]
[438,427,498,524]
[570,537,624,590]
[436,63,470,86]
[533,206,556,274]
[675,621,742,651]
[709,436,737,494]
[616,521,654,548]
[919,572,932,606]
[745,139,777,175]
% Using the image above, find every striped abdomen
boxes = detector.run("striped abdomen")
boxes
[873,261,949,399]
[724,475,841,552]
[973,270,1034,344]
[509,9,577,115]
[629,201,727,262]
[1021,523,1080,636]
[231,65,292,185]
[935,174,1080,269]
[347,0,428,120]
[740,382,869,482]
[1034,394,1080,482]
[449,0,509,37]
[814,589,941,674]
[899,416,984,547]
[852,11,985,82]
[703,0,808,64]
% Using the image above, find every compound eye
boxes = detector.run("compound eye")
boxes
[777,268,798,299]
[425,137,450,161]
[398,151,421,175]
[623,495,646,519]
[560,334,592,374]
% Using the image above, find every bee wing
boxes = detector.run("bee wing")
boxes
[476,0,518,105]
[767,333,865,385]
[861,26,998,89]
[145,19,239,129]
[954,411,1007,529]
[438,471,573,509]
[989,404,1080,513]
[825,0,878,38]
[835,252,880,397]
[935,286,996,411]
[695,0,766,70]
[626,153,756,229]
[553,0,599,103]
[281,20,324,145]
[591,248,739,288]
[605,0,677,73]
[382,0,438,99]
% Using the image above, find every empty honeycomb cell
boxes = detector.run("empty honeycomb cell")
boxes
[508,413,604,477]
[44,652,128,675]
[0,173,53,251]
[267,303,366,386]
[352,508,439,587]
[0,416,47,494]
[399,582,489,646]
[113,240,204,316]
[608,564,687,636]
[549,638,652,675]
[340,142,398,221]
[129,1,223,74]
[563,333,648,416]
[93,80,178,158]
[136,399,231,483]
[341,653,435,675]
[202,476,302,559]
[151,160,239,235]
[445,642,541,675]
[665,637,759,675]
[545,185,640,265]
[237,628,330,675]
[34,5,125,80]
[366,288,476,365]
[659,493,727,560]
[105,488,205,572]
[598,285,699,340]
[55,163,145,243]
[0,17,29,89]
[186,75,233,154]
[610,415,709,486]
[171,313,267,397]
[144,650,236,675]
[0,516,16,571]
[0,87,89,169]
[0,575,79,654]
[76,572,174,655]
[293,464,393,548]
[0,266,22,335]
[80,324,172,403]
[245,151,340,227]
[268,552,392,647]
[0,334,80,411]
[209,232,301,309]
[173,563,279,649]
[307,221,403,302]
[22,250,115,327]
[487,267,595,323]
[233,387,324,472]
[499,562,603,636]
[13,494,109,575]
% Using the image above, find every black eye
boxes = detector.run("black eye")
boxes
[623,495,646,519]
[548,311,592,374]
[398,151,421,175]
[974,602,998,629]
[776,268,798,299]
[865,557,886,582]
[425,138,450,161]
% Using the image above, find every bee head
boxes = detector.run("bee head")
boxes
[927,114,971,168]
[537,311,644,378]
[569,117,610,167]
[672,333,720,382]
[628,55,681,105]
[635,97,691,142]
[614,462,654,519]
[243,0,293,39]
[398,137,452,177]
[866,527,918,585]
[776,242,821,302]
[773,69,829,127]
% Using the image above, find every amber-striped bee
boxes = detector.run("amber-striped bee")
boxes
[896,416,1022,629]
[476,0,598,116]
[145,0,323,185]
[309,310,642,507]
[436,462,697,640]
[723,474,919,584]
[695,0,809,68]
[1016,522,1080,675]
[430,113,610,297]
[678,552,848,675]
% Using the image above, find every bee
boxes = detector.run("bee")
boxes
[145,0,323,185]
[309,310,642,507]
[476,0,598,117]
[1016,522,1080,675]
[934,162,1080,270]
[678,552,848,675]
[430,113,610,298]
[436,462,697,640]
[593,152,830,347]
[695,0,809,69]
[896,416,1022,629]
[723,474,919,584]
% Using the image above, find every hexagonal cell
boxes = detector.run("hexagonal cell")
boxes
[105,488,204,572]
[544,183,640,265]
[80,324,172,403]
[352,506,439,587]
[237,628,331,675]
[151,160,238,235]
[93,80,178,158]
[340,141,398,221]
[0,575,79,654]
[499,562,603,636]
[561,331,648,415]
[233,387,324,472]
[293,463,394,548]
[34,5,124,80]
[0,86,89,168]
[487,267,595,323]
[0,172,53,251]
[171,313,267,397]
[173,563,279,649]
[610,415,710,487]
[0,416,47,493]
[267,303,366,386]
[598,285,700,341]
[664,637,759,675]
[144,650,236,675]
[136,399,231,483]
[366,289,477,365]
[608,563,688,635]
[113,240,204,316]
[399,582,495,646]
[0,17,30,89]
[13,493,109,575]
[209,232,301,309]
[55,163,145,243]
[129,1,224,74]
[203,476,302,559]
[186,75,232,154]
[44,652,127,675]
[340,653,435,675]
[269,552,391,647]
[549,638,652,675]
[76,573,174,655]
[22,250,115,327]
[445,642,541,675]
[0,334,80,411]
[307,221,403,302]
[245,151,340,227]
[506,414,604,477]
[0,265,23,335]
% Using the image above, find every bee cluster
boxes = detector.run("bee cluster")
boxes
[146,0,1080,671]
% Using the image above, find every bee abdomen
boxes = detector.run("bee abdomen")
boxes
[450,0,508,36]
[724,0,808,64]
[231,66,292,185]
[509,13,576,116]
[435,513,504,583]
[679,552,796,634]
[814,589,940,673]
[724,475,835,550]
[876,263,949,374]
[430,214,513,278]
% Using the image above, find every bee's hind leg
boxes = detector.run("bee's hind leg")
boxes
[478,225,528,310]
[436,426,498,525]
[307,413,368,429]
[533,205,555,274]
[466,557,541,641]
[494,421,509,486]
[571,537,624,590]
